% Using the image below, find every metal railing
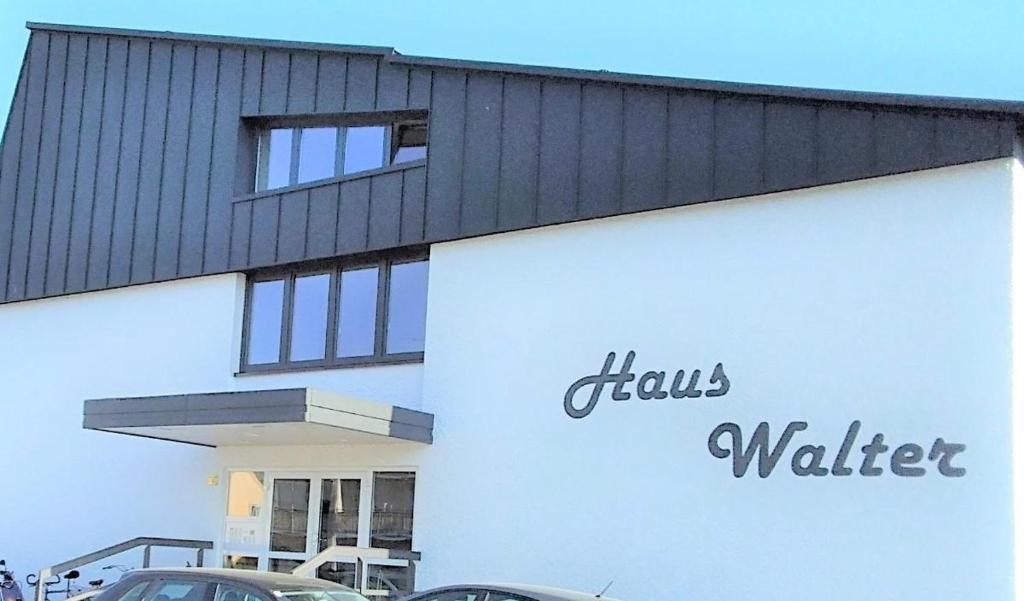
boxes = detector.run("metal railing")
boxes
[34,537,213,601]
[291,544,420,598]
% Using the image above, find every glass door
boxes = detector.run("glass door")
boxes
[221,469,416,596]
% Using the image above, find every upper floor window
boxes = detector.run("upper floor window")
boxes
[255,120,427,192]
[242,253,428,372]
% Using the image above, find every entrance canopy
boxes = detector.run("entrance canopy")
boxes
[83,388,433,447]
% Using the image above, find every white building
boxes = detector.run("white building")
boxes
[2,22,1024,601]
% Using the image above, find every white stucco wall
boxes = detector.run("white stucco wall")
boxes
[0,158,1016,601]
[416,158,1015,600]
[0,272,424,580]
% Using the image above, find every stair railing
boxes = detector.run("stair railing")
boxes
[34,537,213,601]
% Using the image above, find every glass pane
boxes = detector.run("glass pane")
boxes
[270,479,310,553]
[371,472,415,550]
[148,582,204,601]
[215,584,265,601]
[222,556,258,570]
[268,558,303,574]
[316,562,357,588]
[247,280,285,364]
[337,267,379,358]
[393,145,426,164]
[343,127,386,174]
[298,127,338,183]
[113,582,149,601]
[264,128,293,190]
[365,564,410,597]
[227,471,265,517]
[318,479,361,549]
[290,274,331,361]
[386,261,428,354]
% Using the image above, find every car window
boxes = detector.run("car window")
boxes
[112,582,150,601]
[484,595,534,601]
[145,581,207,601]
[413,591,485,601]
[214,585,267,601]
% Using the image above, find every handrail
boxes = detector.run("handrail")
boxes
[291,544,420,597]
[35,537,213,601]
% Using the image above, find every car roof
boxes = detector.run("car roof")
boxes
[409,583,622,601]
[124,568,346,591]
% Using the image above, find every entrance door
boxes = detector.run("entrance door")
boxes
[222,470,416,595]
[265,473,368,579]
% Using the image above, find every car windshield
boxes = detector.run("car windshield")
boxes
[275,589,369,601]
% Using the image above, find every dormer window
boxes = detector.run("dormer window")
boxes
[254,120,427,192]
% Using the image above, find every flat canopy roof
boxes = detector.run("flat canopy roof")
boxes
[83,388,433,447]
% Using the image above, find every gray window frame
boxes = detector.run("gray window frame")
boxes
[255,123,407,192]
[239,250,428,374]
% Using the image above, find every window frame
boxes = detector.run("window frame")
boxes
[239,251,427,374]
[254,119,427,193]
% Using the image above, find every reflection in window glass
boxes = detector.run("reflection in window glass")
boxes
[319,479,361,549]
[386,261,429,354]
[227,471,265,517]
[222,556,258,571]
[290,274,331,361]
[298,127,338,184]
[365,565,410,597]
[337,267,379,357]
[316,562,357,588]
[265,128,293,190]
[147,582,204,601]
[392,122,427,164]
[393,146,426,163]
[371,472,415,550]
[113,582,149,601]
[215,585,264,601]
[268,558,304,574]
[343,127,386,174]
[247,280,285,364]
[270,479,310,553]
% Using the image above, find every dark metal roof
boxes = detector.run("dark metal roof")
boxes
[1,22,1021,306]
[25,21,1024,117]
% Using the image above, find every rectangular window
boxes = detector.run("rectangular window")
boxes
[290,273,331,362]
[241,253,428,372]
[370,472,415,551]
[269,478,310,553]
[298,127,338,184]
[386,260,429,354]
[261,128,293,190]
[343,126,387,174]
[337,267,379,358]
[247,280,285,365]
[254,119,426,192]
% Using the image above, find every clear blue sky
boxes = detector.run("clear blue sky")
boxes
[1,0,1022,126]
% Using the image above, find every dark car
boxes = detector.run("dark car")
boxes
[92,569,368,601]
[398,584,624,601]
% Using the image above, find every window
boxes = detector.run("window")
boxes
[146,582,207,601]
[241,254,428,371]
[222,556,258,571]
[391,122,427,164]
[112,582,150,601]
[227,471,265,518]
[370,472,415,551]
[270,479,311,553]
[214,585,266,601]
[255,121,427,192]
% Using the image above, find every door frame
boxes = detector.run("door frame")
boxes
[221,469,375,571]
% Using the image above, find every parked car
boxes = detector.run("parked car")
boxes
[91,569,368,601]
[398,584,624,601]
